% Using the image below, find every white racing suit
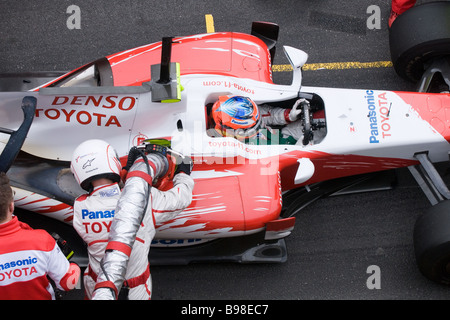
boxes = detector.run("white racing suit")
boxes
[74,153,194,300]
[259,104,303,143]
[91,153,194,300]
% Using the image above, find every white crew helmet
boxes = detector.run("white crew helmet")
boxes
[71,139,122,191]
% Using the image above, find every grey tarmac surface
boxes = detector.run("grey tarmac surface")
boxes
[1,0,450,301]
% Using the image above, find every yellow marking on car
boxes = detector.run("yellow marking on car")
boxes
[272,61,393,72]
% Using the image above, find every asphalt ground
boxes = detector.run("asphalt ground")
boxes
[2,0,450,304]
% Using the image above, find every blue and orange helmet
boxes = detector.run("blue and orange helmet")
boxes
[211,96,261,140]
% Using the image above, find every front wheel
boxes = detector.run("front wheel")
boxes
[389,1,450,83]
[414,200,450,285]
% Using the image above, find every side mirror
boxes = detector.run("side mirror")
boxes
[284,46,308,69]
[283,46,308,89]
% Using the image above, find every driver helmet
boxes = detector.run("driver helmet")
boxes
[71,139,122,191]
[211,95,261,140]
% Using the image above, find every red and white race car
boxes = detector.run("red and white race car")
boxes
[1,3,450,284]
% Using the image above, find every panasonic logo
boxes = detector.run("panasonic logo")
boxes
[82,209,115,219]
[0,257,38,270]
[366,90,379,144]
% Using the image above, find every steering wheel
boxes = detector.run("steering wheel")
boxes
[300,100,314,145]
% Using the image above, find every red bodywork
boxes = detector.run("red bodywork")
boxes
[107,32,273,86]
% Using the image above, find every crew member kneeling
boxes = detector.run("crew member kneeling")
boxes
[0,172,80,300]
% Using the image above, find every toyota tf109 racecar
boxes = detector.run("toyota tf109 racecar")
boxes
[1,2,450,285]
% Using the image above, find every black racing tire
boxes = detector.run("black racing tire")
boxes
[389,1,450,82]
[414,200,450,285]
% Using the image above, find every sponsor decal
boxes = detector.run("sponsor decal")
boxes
[81,209,115,219]
[151,238,206,247]
[132,132,149,146]
[366,90,391,144]
[82,158,95,169]
[81,209,115,233]
[208,140,262,155]
[99,188,120,198]
[35,95,137,127]
[0,257,38,281]
[202,80,255,95]
[0,257,37,271]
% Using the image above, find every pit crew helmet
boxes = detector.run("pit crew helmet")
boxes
[71,139,122,191]
[211,96,261,140]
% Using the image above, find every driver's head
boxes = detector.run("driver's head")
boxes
[71,139,122,191]
[211,96,261,140]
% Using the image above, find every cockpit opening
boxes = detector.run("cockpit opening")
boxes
[205,92,327,146]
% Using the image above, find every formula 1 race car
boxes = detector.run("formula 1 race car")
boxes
[1,2,450,285]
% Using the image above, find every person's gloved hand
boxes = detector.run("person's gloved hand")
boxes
[124,146,142,171]
[289,99,306,122]
[174,155,193,175]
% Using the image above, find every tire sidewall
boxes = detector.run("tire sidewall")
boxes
[414,200,450,284]
[389,1,450,82]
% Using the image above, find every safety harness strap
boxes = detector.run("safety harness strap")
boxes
[124,264,150,288]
